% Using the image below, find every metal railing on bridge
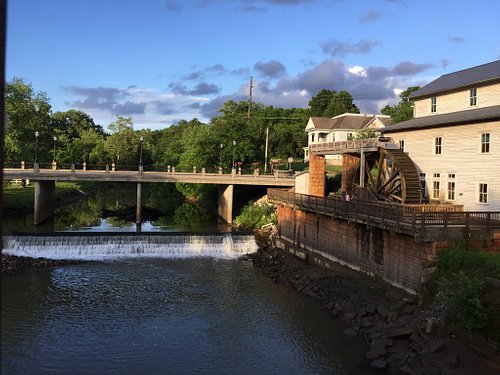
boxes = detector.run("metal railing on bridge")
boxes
[267,188,500,241]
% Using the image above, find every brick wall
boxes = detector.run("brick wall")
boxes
[341,154,359,193]
[277,205,437,293]
[308,154,325,197]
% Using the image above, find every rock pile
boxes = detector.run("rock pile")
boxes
[250,245,497,374]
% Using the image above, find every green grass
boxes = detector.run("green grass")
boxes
[325,165,342,175]
[3,181,88,211]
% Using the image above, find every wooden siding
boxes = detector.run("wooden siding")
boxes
[414,82,500,118]
[388,120,500,211]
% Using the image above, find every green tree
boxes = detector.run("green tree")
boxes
[104,116,140,165]
[5,78,52,162]
[381,86,420,124]
[324,91,360,118]
[308,89,359,118]
[308,89,336,117]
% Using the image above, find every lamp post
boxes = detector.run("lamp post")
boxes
[34,131,39,171]
[139,135,144,174]
[53,136,57,161]
[232,140,236,169]
[219,143,224,167]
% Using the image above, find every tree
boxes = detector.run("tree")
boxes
[324,91,360,118]
[5,78,52,162]
[308,89,336,117]
[381,86,420,124]
[104,116,139,165]
[308,89,359,118]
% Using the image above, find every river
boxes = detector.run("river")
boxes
[2,184,375,374]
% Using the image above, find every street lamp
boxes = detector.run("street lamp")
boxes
[219,143,224,167]
[53,136,57,162]
[232,140,236,169]
[34,131,39,165]
[139,135,144,174]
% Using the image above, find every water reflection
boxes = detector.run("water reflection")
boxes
[4,184,227,234]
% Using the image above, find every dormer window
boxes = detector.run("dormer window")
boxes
[470,88,477,106]
[431,96,437,113]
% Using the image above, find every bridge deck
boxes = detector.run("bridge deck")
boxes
[309,138,398,155]
[3,168,296,187]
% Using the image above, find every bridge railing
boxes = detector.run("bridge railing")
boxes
[268,188,500,236]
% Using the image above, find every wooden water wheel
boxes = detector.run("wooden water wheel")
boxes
[350,148,422,204]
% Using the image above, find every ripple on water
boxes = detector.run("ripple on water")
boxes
[2,259,375,374]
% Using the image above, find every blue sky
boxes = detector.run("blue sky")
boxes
[6,0,500,130]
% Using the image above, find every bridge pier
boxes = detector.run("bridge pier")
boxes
[308,154,325,197]
[34,181,55,225]
[136,182,142,231]
[218,184,234,223]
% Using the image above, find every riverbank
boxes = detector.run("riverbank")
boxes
[3,181,94,215]
[250,233,499,374]
[1,253,84,273]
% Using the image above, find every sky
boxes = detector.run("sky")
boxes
[6,0,500,130]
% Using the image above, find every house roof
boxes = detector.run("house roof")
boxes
[410,60,500,99]
[383,105,500,133]
[307,113,390,131]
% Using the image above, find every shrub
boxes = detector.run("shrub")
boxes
[436,240,500,330]
[234,200,276,230]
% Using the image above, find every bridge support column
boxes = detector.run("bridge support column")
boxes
[34,180,55,225]
[342,154,359,194]
[136,182,142,231]
[308,154,325,197]
[218,184,234,223]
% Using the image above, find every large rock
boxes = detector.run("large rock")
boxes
[386,327,414,339]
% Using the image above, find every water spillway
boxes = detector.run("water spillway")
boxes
[2,233,259,260]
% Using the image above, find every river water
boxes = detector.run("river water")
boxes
[2,185,375,374]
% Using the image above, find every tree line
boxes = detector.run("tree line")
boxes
[4,78,416,170]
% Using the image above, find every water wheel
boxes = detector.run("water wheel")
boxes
[350,148,422,204]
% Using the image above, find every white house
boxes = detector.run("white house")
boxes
[383,60,500,211]
[304,113,390,164]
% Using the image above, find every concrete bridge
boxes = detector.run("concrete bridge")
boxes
[4,167,295,225]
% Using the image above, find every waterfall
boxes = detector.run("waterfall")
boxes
[2,233,259,260]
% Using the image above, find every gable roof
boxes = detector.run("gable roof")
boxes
[383,105,500,133]
[410,60,500,99]
[306,113,390,132]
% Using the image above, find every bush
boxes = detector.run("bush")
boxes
[436,240,500,330]
[234,200,276,230]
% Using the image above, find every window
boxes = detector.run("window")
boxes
[447,174,456,201]
[432,173,440,199]
[311,134,315,143]
[479,183,488,203]
[398,140,405,152]
[420,172,427,196]
[431,96,437,112]
[434,137,442,155]
[481,133,490,153]
[470,88,477,106]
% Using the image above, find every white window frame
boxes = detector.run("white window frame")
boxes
[434,137,443,155]
[431,96,437,113]
[398,140,405,152]
[419,172,427,198]
[480,132,491,154]
[447,173,456,201]
[470,88,477,106]
[432,173,441,200]
[478,183,488,204]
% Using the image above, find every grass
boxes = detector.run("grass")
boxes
[3,181,89,212]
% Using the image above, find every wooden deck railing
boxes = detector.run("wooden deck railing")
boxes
[268,188,500,239]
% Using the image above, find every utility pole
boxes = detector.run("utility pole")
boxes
[247,76,253,122]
